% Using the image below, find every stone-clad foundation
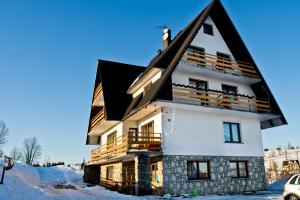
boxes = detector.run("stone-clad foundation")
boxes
[163,155,267,195]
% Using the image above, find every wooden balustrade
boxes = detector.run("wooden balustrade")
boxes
[93,83,103,101]
[181,48,259,78]
[91,132,162,162]
[172,84,270,113]
[90,108,105,130]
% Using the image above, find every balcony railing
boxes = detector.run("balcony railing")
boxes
[172,84,270,113]
[91,132,162,162]
[93,83,103,101]
[181,48,259,78]
[90,108,105,130]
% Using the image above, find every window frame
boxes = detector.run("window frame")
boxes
[187,160,211,180]
[229,161,248,178]
[203,23,214,35]
[106,165,114,180]
[107,131,117,149]
[223,122,241,143]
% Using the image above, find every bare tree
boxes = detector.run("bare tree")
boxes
[0,149,3,158]
[0,120,9,144]
[10,147,23,161]
[23,137,42,165]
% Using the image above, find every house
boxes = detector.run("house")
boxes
[84,0,287,196]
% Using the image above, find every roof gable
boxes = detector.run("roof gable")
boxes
[123,0,287,129]
[95,60,144,120]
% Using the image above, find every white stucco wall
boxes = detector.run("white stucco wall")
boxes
[138,111,162,134]
[191,16,234,58]
[172,70,255,97]
[161,107,264,157]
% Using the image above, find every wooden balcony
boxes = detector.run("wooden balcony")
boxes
[91,132,162,162]
[90,108,105,130]
[93,83,103,101]
[173,84,270,113]
[181,48,259,78]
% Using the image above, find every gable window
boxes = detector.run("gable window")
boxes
[203,23,213,35]
[187,160,210,180]
[224,122,241,143]
[107,131,117,149]
[189,79,208,105]
[229,161,248,178]
[143,82,152,96]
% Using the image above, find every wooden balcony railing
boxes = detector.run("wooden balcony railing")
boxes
[90,108,105,130]
[172,84,270,113]
[181,48,259,78]
[93,83,103,101]
[91,132,162,162]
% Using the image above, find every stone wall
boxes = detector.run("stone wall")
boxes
[163,155,267,195]
[135,153,151,195]
[100,162,122,183]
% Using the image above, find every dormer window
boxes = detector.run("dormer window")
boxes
[143,82,152,96]
[203,23,213,35]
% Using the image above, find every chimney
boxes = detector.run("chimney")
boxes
[162,28,171,50]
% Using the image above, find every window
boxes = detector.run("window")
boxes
[187,161,210,180]
[97,136,101,144]
[151,162,159,183]
[107,131,117,149]
[217,52,232,70]
[289,175,300,185]
[106,166,114,180]
[128,128,138,142]
[229,161,248,178]
[203,23,213,35]
[223,122,241,143]
[222,84,238,107]
[143,82,152,96]
[189,79,208,105]
[186,46,205,66]
[141,121,154,141]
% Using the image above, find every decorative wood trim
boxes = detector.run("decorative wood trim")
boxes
[182,48,259,78]
[91,132,162,162]
[172,84,270,113]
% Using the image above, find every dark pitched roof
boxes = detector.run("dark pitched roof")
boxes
[123,0,287,129]
[95,60,144,120]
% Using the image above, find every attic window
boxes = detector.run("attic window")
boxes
[143,82,152,96]
[203,23,213,35]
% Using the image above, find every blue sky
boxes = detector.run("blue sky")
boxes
[0,0,299,164]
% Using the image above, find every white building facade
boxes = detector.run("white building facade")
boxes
[84,0,286,196]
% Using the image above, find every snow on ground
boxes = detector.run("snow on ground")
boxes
[0,159,284,200]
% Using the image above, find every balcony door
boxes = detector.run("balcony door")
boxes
[141,121,154,142]
[217,52,232,70]
[222,84,237,108]
[186,46,205,67]
[107,131,117,150]
[189,79,208,105]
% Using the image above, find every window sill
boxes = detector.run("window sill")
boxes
[224,141,243,144]
[187,178,211,181]
[231,176,249,179]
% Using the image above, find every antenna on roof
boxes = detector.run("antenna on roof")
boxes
[155,24,168,30]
